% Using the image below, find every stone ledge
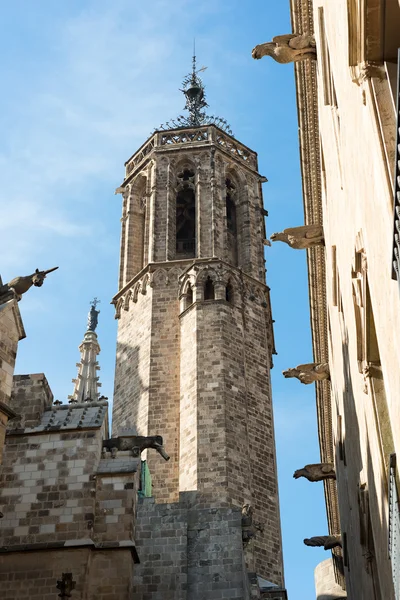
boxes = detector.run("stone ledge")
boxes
[0,539,140,563]
[0,400,17,420]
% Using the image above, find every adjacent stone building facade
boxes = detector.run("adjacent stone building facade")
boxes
[0,295,24,464]
[253,0,400,598]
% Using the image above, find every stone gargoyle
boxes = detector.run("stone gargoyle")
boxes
[102,435,170,461]
[304,535,342,550]
[283,362,330,384]
[270,225,324,249]
[293,463,336,482]
[252,34,316,64]
[241,504,264,547]
[0,267,59,302]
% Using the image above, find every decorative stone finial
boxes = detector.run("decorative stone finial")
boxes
[304,535,342,550]
[270,225,324,249]
[252,34,316,63]
[293,463,336,482]
[282,362,330,384]
[0,267,58,303]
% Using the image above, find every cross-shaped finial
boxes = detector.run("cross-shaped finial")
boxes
[91,297,100,309]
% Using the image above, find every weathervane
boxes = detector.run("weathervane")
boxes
[156,45,233,136]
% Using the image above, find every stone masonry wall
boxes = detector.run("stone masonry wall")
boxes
[179,301,198,492]
[132,493,250,600]
[314,558,347,600]
[0,300,23,407]
[0,299,24,464]
[242,289,281,582]
[0,547,135,600]
[0,376,140,599]
[113,270,182,505]
[113,289,152,436]
[11,374,53,430]
[146,270,181,504]
[178,278,283,586]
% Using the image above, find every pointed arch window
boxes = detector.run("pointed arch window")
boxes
[176,168,196,258]
[226,177,238,266]
[226,281,234,303]
[204,276,215,300]
[183,283,194,311]
[123,175,147,285]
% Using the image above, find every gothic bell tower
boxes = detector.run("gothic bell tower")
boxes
[112,59,286,595]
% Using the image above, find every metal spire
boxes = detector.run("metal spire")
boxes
[181,48,208,127]
[68,299,102,403]
[155,49,233,136]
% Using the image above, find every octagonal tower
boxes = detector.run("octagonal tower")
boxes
[112,60,285,595]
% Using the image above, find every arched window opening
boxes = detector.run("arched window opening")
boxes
[226,282,234,303]
[204,276,215,301]
[226,179,237,234]
[124,176,147,284]
[226,177,238,266]
[184,283,194,310]
[176,169,196,258]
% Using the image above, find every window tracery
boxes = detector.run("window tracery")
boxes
[225,176,238,266]
[176,168,196,258]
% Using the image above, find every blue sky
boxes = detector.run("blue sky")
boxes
[1,1,327,596]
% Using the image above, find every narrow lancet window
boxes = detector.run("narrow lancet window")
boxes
[226,282,234,303]
[184,283,193,310]
[204,276,215,300]
[226,178,238,266]
[176,169,196,258]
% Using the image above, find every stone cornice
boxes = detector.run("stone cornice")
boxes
[112,258,270,304]
[0,400,17,419]
[290,0,342,560]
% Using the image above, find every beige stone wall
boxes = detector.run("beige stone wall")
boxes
[0,300,24,408]
[0,548,135,600]
[297,1,400,597]
[314,559,346,600]
[0,378,140,599]
[112,288,152,437]
[10,374,53,430]
[0,299,24,464]
[179,300,197,492]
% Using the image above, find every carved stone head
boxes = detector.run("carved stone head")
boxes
[32,269,47,287]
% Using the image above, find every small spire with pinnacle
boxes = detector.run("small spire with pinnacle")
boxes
[68,299,102,404]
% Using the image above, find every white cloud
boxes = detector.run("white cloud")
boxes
[1,0,234,273]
